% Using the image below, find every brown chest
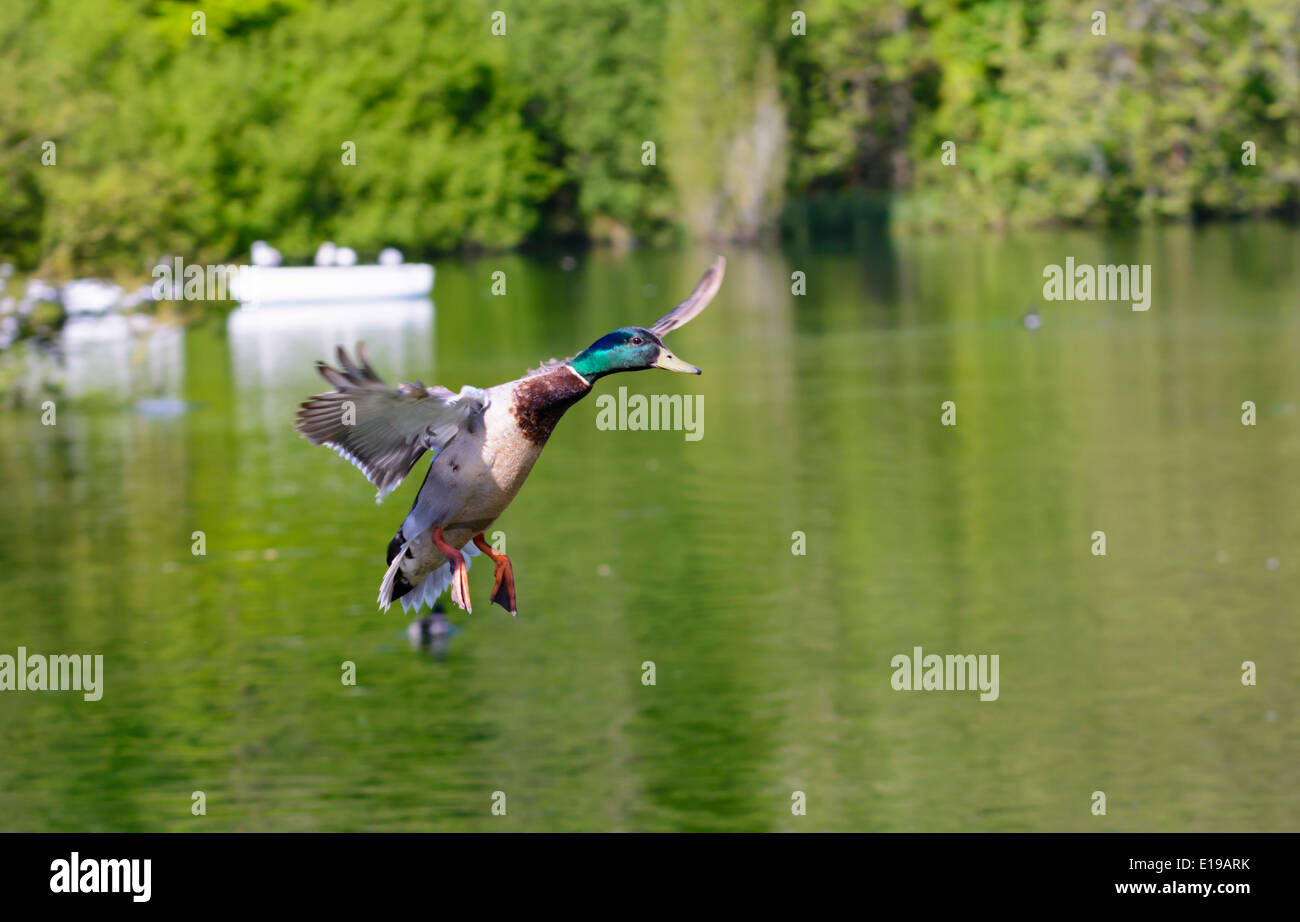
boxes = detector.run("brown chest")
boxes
[508,365,592,446]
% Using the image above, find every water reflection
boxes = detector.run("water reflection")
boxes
[227,299,434,391]
[226,299,434,437]
[407,602,460,659]
[62,318,185,401]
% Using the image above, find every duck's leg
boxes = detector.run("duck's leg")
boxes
[473,534,517,617]
[432,527,472,613]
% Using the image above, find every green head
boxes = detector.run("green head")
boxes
[567,326,700,382]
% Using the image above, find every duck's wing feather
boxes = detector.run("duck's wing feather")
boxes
[295,344,489,501]
[648,256,725,336]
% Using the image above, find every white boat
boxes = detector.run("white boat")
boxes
[230,262,434,304]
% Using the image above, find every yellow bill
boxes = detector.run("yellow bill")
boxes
[653,350,701,375]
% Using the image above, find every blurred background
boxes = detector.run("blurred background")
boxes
[0,1,1297,831]
[3,0,1299,273]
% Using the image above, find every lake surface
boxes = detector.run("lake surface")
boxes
[1,224,1297,831]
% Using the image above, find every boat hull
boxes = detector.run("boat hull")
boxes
[231,264,434,304]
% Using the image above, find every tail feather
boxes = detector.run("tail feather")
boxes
[378,543,411,610]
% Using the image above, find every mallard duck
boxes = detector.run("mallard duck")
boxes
[295,257,725,617]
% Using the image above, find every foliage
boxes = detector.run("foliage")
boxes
[1,0,1298,275]
[510,0,675,243]
[790,0,1300,230]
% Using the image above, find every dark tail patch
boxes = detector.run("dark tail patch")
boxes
[386,530,404,566]
[386,530,413,600]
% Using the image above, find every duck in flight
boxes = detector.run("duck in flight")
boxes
[295,257,725,617]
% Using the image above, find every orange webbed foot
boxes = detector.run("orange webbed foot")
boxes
[474,534,518,617]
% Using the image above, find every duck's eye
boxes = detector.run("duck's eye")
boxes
[631,336,643,345]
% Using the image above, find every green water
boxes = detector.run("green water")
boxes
[1,225,1297,831]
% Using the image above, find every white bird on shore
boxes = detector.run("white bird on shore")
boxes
[314,242,337,267]
[251,241,283,267]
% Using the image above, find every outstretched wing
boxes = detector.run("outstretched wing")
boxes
[649,256,726,337]
[295,344,489,501]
